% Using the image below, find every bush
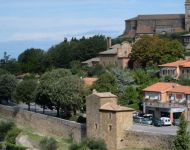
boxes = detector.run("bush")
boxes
[5,128,22,144]
[69,138,107,150]
[0,142,3,149]
[0,121,15,141]
[39,137,58,150]
[173,114,190,150]
[86,138,107,150]
[6,142,26,150]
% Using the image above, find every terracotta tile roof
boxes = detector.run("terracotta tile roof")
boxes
[100,103,134,112]
[143,82,176,93]
[93,92,117,98]
[181,61,190,68]
[159,60,188,67]
[168,85,190,95]
[83,77,98,87]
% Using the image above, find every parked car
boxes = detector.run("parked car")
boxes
[133,116,143,124]
[152,118,163,127]
[143,114,153,119]
[141,118,152,125]
[160,117,172,126]
[173,119,180,126]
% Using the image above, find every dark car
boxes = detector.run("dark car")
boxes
[133,116,143,124]
[173,119,180,126]
[141,118,152,125]
[152,119,163,127]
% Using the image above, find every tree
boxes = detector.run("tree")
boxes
[53,75,85,116]
[92,72,118,95]
[0,52,20,74]
[178,76,190,86]
[87,64,105,77]
[35,86,54,114]
[123,86,139,105]
[0,74,17,103]
[173,114,190,150]
[0,69,9,77]
[18,48,47,73]
[130,36,185,68]
[47,35,107,68]
[13,79,37,111]
[111,68,135,98]
[36,69,74,117]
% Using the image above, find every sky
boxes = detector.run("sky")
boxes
[0,0,184,58]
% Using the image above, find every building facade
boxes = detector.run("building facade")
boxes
[82,41,132,69]
[86,91,134,150]
[159,59,190,79]
[120,0,190,38]
[143,82,190,122]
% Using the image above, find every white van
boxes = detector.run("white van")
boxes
[160,117,172,126]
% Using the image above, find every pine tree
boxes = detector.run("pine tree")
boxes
[173,114,190,150]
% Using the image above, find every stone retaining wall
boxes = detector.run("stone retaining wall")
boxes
[122,130,175,150]
[0,104,86,142]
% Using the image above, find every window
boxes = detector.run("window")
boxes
[108,125,112,131]
[109,112,112,119]
[95,123,98,130]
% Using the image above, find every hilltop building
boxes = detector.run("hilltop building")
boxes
[82,39,132,69]
[120,0,190,38]
[86,91,134,150]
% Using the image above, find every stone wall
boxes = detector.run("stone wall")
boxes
[0,104,176,150]
[0,104,86,142]
[122,130,175,150]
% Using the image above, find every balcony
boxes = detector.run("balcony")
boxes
[145,100,186,109]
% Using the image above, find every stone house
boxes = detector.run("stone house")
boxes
[159,59,190,79]
[143,82,190,122]
[120,0,190,38]
[82,41,132,69]
[86,91,134,150]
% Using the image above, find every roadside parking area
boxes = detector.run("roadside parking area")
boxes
[130,124,178,135]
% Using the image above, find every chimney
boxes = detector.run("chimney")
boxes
[107,37,112,49]
[92,89,97,94]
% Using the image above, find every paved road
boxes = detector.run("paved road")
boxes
[17,103,58,117]
[130,124,178,135]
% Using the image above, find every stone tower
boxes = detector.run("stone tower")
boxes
[86,91,134,150]
[185,0,190,31]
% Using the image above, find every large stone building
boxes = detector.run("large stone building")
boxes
[120,0,190,38]
[86,91,134,150]
[82,39,132,69]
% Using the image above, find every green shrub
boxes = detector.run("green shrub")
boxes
[69,143,80,150]
[6,143,26,150]
[86,138,107,150]
[69,138,107,150]
[0,121,15,141]
[0,142,3,149]
[39,137,58,150]
[5,128,22,144]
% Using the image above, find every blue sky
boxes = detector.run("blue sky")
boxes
[0,0,184,58]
